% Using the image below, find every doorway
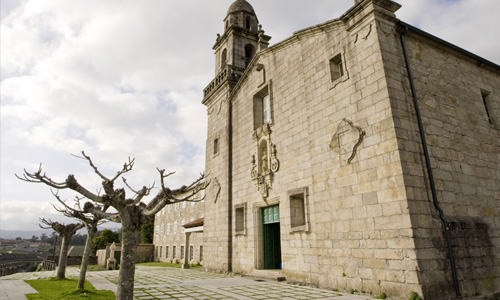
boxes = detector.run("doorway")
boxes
[262,205,281,269]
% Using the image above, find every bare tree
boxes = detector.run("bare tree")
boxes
[39,219,84,279]
[19,152,207,300]
[52,193,109,289]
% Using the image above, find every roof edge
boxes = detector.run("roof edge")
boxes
[399,21,500,71]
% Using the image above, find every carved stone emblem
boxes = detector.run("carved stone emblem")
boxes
[250,124,279,198]
[329,118,365,164]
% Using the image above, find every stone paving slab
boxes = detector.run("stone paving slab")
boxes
[0,266,378,300]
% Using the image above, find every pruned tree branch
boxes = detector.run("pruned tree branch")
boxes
[143,172,209,216]
[122,177,154,205]
[16,164,69,189]
[79,151,134,183]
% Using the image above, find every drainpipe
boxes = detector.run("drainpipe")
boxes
[399,24,461,298]
[227,97,233,272]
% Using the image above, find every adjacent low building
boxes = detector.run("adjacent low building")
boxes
[153,187,205,266]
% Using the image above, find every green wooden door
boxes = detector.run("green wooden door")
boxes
[263,205,281,269]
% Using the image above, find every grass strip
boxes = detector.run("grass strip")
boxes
[25,277,115,300]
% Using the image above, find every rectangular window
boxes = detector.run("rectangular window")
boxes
[180,246,185,260]
[235,203,246,235]
[173,246,176,258]
[213,138,219,155]
[155,246,158,257]
[289,187,310,233]
[200,246,203,261]
[166,246,169,258]
[330,54,344,81]
[253,86,272,130]
[159,246,162,258]
[161,224,164,235]
[189,245,194,261]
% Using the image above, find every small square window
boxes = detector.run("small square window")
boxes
[330,54,344,81]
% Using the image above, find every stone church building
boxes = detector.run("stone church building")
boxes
[157,0,500,299]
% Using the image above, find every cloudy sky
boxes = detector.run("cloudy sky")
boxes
[1,0,499,233]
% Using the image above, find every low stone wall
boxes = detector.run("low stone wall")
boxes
[96,243,154,266]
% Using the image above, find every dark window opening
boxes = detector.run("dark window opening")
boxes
[330,54,344,81]
[214,138,219,155]
[246,17,251,30]
[245,44,255,68]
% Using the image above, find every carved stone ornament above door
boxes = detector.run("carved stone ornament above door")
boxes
[250,124,279,198]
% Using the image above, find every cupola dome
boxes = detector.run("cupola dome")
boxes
[227,0,256,16]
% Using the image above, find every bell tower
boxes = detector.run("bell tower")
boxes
[201,0,270,273]
[212,0,271,76]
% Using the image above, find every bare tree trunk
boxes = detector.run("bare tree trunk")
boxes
[116,222,139,300]
[57,235,71,278]
[78,222,98,289]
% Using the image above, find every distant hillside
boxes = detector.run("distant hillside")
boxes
[0,229,49,239]
[0,225,121,240]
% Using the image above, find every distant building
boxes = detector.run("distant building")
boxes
[15,240,39,253]
[0,239,17,249]
[153,186,205,265]
[200,0,500,299]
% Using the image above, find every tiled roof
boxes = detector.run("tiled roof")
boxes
[182,217,204,228]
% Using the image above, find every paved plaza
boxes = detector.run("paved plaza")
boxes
[0,266,379,300]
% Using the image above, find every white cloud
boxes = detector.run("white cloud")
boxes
[397,0,500,64]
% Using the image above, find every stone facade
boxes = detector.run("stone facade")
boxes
[200,0,500,299]
[152,190,204,265]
